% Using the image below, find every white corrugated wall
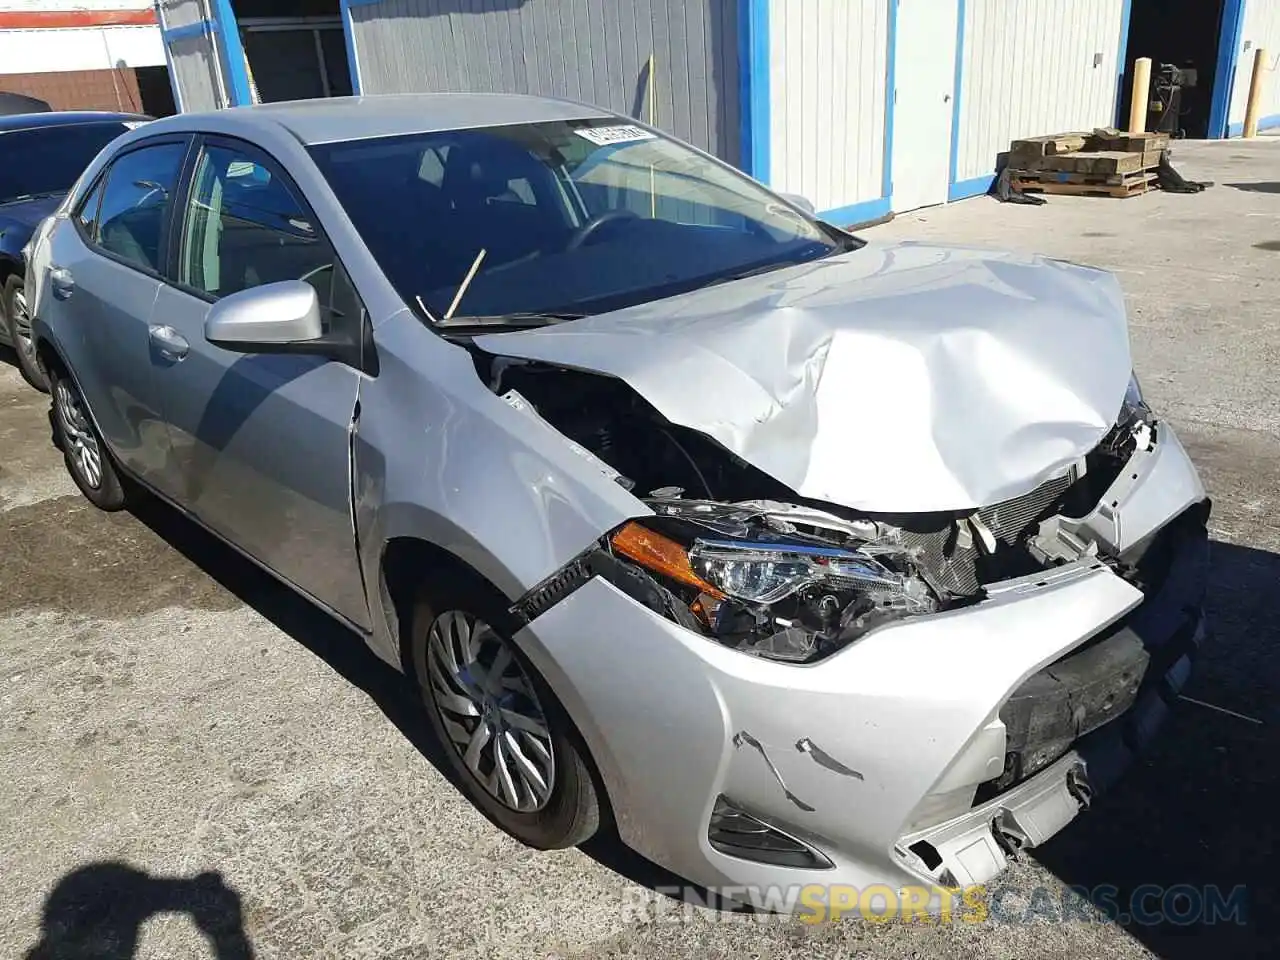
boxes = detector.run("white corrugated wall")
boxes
[766,0,889,215]
[1228,0,1280,129]
[952,0,1126,186]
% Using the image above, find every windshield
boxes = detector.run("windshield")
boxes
[308,118,846,323]
[0,122,134,205]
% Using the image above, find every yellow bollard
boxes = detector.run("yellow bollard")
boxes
[1243,47,1268,138]
[1128,57,1152,134]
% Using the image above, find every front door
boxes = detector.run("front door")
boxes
[150,136,371,629]
[889,0,960,212]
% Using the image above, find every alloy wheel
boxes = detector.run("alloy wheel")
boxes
[10,286,35,370]
[426,610,556,812]
[55,378,103,490]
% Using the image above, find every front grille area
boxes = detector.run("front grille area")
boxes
[978,469,1076,545]
[978,501,1210,802]
[898,469,1077,598]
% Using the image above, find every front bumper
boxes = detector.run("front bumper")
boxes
[902,508,1209,887]
[515,425,1208,900]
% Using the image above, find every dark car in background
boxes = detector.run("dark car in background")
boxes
[0,110,150,389]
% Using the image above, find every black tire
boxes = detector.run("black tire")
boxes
[408,578,601,850]
[48,367,131,511]
[3,275,47,392]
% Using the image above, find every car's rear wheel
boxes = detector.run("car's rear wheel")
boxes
[408,580,601,849]
[3,276,47,392]
[48,367,130,511]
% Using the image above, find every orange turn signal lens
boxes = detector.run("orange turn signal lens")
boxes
[610,522,726,599]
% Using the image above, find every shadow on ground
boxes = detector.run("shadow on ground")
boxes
[128,494,1278,945]
[1223,181,1280,193]
[126,495,452,779]
[124,495,725,904]
[1035,539,1277,960]
[24,862,253,959]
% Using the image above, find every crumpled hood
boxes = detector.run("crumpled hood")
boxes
[475,241,1133,513]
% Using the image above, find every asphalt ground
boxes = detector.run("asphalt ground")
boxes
[2,137,1277,959]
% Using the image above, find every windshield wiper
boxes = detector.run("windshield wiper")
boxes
[1,190,62,205]
[432,310,585,329]
[696,260,797,290]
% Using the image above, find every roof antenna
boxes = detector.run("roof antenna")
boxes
[443,248,487,321]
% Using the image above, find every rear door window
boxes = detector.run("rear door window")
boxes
[74,177,106,241]
[92,141,187,274]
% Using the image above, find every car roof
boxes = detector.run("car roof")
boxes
[0,110,151,133]
[139,93,614,146]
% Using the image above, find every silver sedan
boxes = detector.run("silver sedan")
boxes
[26,94,1209,906]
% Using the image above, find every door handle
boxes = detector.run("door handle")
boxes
[149,324,189,362]
[50,265,74,300]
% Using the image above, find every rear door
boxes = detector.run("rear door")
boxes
[149,135,371,629]
[41,137,190,488]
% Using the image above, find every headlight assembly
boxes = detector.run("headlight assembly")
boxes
[610,520,937,662]
[1124,371,1144,410]
[689,539,932,610]
[1114,370,1154,452]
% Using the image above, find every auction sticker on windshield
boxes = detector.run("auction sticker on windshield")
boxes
[575,125,656,146]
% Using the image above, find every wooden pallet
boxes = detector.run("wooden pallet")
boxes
[1011,172,1157,198]
[1013,170,1158,188]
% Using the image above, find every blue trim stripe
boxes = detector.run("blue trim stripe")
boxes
[210,0,252,107]
[819,196,891,228]
[739,0,771,181]
[1228,113,1280,136]
[340,0,363,95]
[948,173,995,202]
[882,0,897,200]
[947,0,966,187]
[1114,0,1132,126]
[1209,0,1247,138]
[346,0,383,6]
[740,0,895,209]
[162,20,217,43]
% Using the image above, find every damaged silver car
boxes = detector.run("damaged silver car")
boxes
[27,94,1209,899]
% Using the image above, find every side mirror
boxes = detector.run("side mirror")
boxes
[205,280,323,348]
[777,192,816,216]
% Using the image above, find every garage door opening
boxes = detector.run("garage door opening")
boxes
[233,0,352,103]
[1120,0,1228,139]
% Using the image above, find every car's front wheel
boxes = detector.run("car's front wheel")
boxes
[409,580,602,849]
[49,367,130,511]
[3,275,47,391]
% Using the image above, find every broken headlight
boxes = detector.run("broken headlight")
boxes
[1107,370,1155,457]
[1124,371,1145,412]
[689,540,927,607]
[611,520,938,662]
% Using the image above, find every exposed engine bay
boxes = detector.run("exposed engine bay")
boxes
[485,355,1155,664]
